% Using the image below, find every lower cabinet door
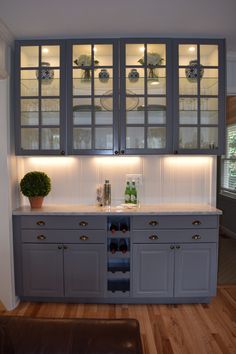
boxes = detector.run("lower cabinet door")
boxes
[64,244,105,297]
[132,244,174,297]
[174,243,217,297]
[22,244,64,297]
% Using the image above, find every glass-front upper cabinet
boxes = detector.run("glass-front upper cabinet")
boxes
[67,40,119,154]
[15,40,66,155]
[174,39,225,154]
[120,39,172,154]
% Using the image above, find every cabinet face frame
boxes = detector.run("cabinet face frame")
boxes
[66,39,119,155]
[14,38,225,156]
[14,39,67,156]
[119,38,173,154]
[172,38,226,155]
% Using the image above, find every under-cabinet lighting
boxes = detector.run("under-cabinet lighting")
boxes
[94,156,141,166]
[25,157,76,166]
[188,46,196,52]
[164,156,214,166]
[42,47,49,54]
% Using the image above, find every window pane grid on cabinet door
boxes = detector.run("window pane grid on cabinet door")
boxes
[19,43,63,153]
[177,43,220,152]
[72,43,115,153]
[124,42,168,152]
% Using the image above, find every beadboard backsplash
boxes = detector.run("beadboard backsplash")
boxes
[16,155,217,207]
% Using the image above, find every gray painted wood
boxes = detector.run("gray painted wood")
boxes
[22,243,64,297]
[64,244,105,297]
[174,243,217,297]
[132,244,174,297]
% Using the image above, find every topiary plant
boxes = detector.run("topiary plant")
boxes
[20,171,51,197]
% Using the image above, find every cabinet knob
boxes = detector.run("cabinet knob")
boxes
[120,150,125,155]
[60,150,65,155]
[114,150,119,155]
[149,235,159,240]
[37,234,46,240]
[63,245,68,250]
[192,235,201,240]
[36,220,45,226]
[149,220,158,226]
[192,220,201,226]
[58,245,62,250]
[176,245,181,249]
[79,221,88,227]
[80,235,89,241]
[170,245,175,250]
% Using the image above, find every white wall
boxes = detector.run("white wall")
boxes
[17,155,216,207]
[0,77,18,310]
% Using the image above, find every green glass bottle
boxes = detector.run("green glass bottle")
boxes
[124,181,131,204]
[130,180,137,204]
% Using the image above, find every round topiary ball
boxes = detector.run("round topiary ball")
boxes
[20,171,51,197]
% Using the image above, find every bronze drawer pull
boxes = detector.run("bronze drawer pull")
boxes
[79,221,88,227]
[192,235,201,240]
[149,220,159,226]
[80,235,89,241]
[192,220,201,226]
[176,245,181,249]
[37,235,46,240]
[36,220,45,226]
[149,235,159,240]
[170,245,175,250]
[63,245,68,250]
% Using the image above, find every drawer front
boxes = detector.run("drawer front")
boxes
[132,229,218,244]
[132,215,218,229]
[20,216,106,230]
[22,230,106,244]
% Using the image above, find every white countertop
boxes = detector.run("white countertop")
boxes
[13,203,222,215]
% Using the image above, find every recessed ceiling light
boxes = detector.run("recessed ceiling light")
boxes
[188,46,196,52]
[42,48,49,54]
[139,47,145,52]
[93,47,97,52]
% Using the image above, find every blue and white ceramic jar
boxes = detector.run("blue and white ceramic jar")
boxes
[36,62,54,84]
[128,68,139,82]
[185,60,204,83]
[99,69,109,82]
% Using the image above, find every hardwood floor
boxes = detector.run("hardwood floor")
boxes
[1,286,236,354]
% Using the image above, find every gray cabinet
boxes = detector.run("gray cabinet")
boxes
[133,244,174,297]
[14,38,225,156]
[133,242,217,298]
[15,40,67,155]
[132,214,219,300]
[14,215,106,299]
[22,243,64,297]
[64,244,105,297]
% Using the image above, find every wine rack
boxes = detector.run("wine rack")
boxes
[107,216,130,296]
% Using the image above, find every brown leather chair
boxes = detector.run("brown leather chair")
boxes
[0,316,143,354]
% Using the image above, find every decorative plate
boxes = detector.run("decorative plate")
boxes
[100,90,139,111]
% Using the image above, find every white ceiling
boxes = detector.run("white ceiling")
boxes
[1,0,236,52]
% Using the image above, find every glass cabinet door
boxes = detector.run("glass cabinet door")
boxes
[16,41,66,155]
[175,40,225,154]
[68,40,118,154]
[120,39,172,154]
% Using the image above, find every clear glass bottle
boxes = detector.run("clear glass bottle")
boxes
[103,179,111,206]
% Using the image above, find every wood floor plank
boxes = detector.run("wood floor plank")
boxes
[1,286,236,354]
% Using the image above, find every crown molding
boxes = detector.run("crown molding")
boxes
[0,18,14,45]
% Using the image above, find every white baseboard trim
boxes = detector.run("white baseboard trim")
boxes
[220,225,236,240]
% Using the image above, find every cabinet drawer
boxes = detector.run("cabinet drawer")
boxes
[21,230,106,244]
[132,215,218,229]
[20,216,106,230]
[132,229,218,243]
